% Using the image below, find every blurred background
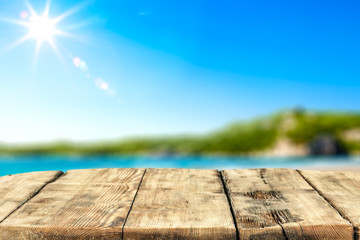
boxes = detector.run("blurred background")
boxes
[0,0,360,175]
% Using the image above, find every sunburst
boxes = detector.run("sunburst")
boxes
[2,0,85,62]
[1,1,118,98]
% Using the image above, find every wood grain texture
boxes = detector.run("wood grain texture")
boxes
[0,168,145,240]
[0,171,62,222]
[299,170,360,239]
[123,168,236,240]
[222,168,353,240]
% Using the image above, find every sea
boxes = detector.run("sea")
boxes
[1,154,360,176]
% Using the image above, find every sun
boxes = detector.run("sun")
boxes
[1,1,119,98]
[28,15,57,42]
[1,0,85,61]
[21,0,67,57]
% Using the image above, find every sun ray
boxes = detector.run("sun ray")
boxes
[48,38,64,65]
[25,0,38,18]
[43,0,51,18]
[2,34,31,53]
[0,17,30,27]
[52,0,91,25]
[33,39,43,64]
[61,20,93,31]
[48,38,58,55]
[53,29,72,37]
[48,39,68,73]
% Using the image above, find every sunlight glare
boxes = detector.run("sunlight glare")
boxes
[73,57,81,67]
[20,11,29,20]
[95,78,109,90]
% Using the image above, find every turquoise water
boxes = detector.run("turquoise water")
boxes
[1,155,360,176]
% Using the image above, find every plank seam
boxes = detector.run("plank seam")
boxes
[222,169,291,240]
[297,170,357,240]
[261,193,289,240]
[122,168,147,240]
[0,171,64,224]
[220,170,240,240]
[273,220,289,240]
[259,169,289,240]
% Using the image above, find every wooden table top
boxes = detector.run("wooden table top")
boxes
[0,168,358,239]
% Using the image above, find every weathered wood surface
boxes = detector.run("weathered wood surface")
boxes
[123,168,236,239]
[0,168,145,240]
[0,171,62,223]
[0,168,359,239]
[222,168,353,240]
[300,170,360,239]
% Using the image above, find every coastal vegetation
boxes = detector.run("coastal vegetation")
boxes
[1,109,360,156]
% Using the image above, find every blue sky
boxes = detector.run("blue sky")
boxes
[0,0,359,143]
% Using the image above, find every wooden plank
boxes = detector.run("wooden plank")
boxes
[222,168,353,240]
[0,171,62,222]
[0,168,145,240]
[299,170,360,239]
[123,168,236,240]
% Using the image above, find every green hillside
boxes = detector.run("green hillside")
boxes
[2,109,360,156]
